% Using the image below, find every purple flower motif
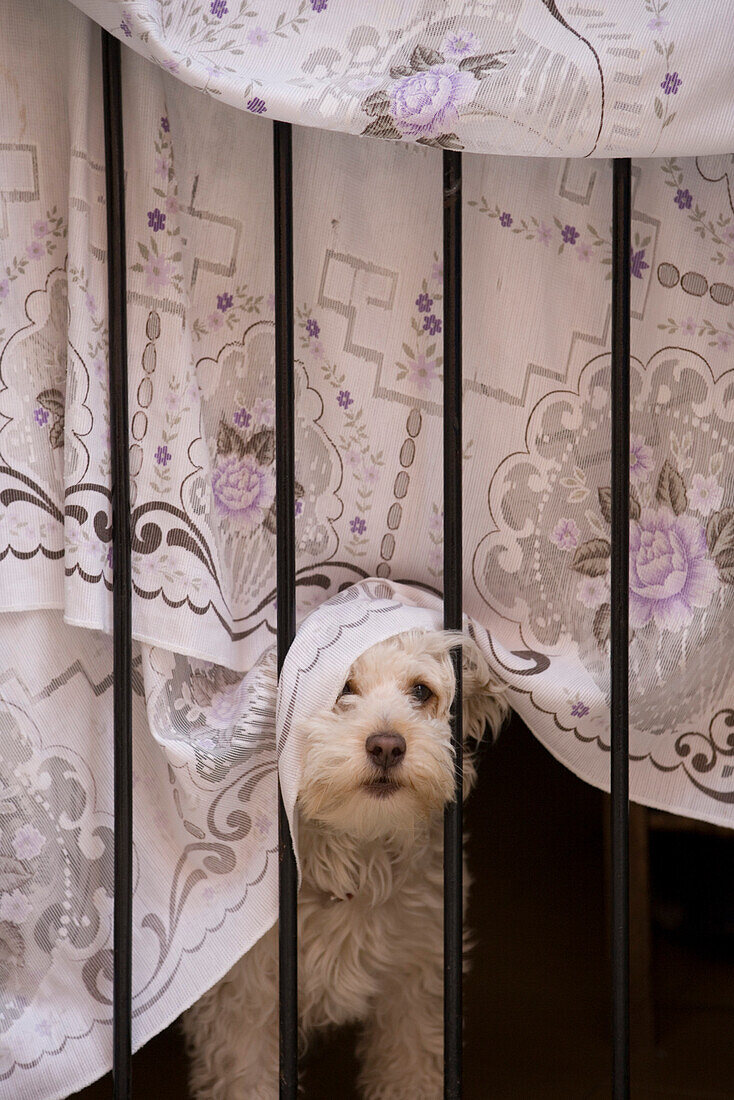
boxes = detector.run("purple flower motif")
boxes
[33,220,48,238]
[155,155,168,178]
[86,294,96,313]
[415,292,433,313]
[306,318,320,338]
[537,222,552,246]
[427,545,444,573]
[295,499,304,516]
[577,575,608,609]
[389,64,476,138]
[161,59,180,74]
[337,389,354,409]
[247,27,268,47]
[247,97,267,115]
[34,407,49,426]
[156,445,172,466]
[689,473,723,516]
[428,509,443,535]
[144,255,173,290]
[630,435,654,482]
[211,453,275,527]
[407,354,439,391]
[570,701,590,718]
[561,224,579,246]
[147,208,166,232]
[647,16,669,30]
[27,240,44,259]
[349,516,367,535]
[13,822,46,860]
[362,462,380,487]
[0,889,33,924]
[577,241,593,262]
[311,0,328,10]
[661,71,682,95]
[210,0,228,17]
[217,292,234,312]
[253,397,275,426]
[0,278,9,300]
[681,316,697,335]
[208,312,223,331]
[630,247,649,279]
[629,509,718,631]
[499,212,513,228]
[441,29,480,61]
[161,116,170,132]
[234,408,251,429]
[165,196,179,214]
[120,15,132,37]
[431,260,443,281]
[107,545,114,569]
[423,314,442,336]
[674,188,692,210]
[550,517,580,551]
[716,332,732,351]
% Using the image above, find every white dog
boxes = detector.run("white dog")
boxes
[183,629,507,1099]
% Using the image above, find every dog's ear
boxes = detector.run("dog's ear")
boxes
[459,635,509,747]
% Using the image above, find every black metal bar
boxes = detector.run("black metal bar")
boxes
[443,148,463,1100]
[611,157,631,1100]
[101,30,133,1100]
[273,120,298,1100]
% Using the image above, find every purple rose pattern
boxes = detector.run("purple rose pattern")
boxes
[628,509,717,631]
[567,446,733,642]
[389,64,476,138]
[212,453,275,527]
[360,42,507,147]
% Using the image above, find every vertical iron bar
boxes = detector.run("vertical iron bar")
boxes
[273,120,298,1100]
[101,30,133,1100]
[611,157,631,1100]
[443,148,463,1100]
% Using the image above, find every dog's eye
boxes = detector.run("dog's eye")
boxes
[411,683,433,704]
[339,680,355,698]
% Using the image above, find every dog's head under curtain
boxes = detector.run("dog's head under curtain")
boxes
[277,578,508,854]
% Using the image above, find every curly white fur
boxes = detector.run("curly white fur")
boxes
[182,630,508,1099]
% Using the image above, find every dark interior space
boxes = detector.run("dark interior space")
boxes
[75,713,734,1099]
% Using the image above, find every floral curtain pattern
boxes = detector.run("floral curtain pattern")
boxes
[1,0,734,1096]
[70,0,734,159]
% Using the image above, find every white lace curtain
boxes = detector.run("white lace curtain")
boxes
[1,2,734,1097]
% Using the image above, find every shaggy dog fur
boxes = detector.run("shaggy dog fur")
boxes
[182,629,508,1099]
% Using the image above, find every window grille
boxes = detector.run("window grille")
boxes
[101,28,632,1100]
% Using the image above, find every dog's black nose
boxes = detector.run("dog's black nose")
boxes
[365,732,406,769]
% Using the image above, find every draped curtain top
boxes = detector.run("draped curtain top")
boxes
[72,0,734,158]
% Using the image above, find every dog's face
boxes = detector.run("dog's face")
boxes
[297,630,507,840]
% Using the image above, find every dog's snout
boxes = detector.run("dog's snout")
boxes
[365,732,406,769]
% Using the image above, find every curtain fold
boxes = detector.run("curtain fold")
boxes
[68,0,734,158]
